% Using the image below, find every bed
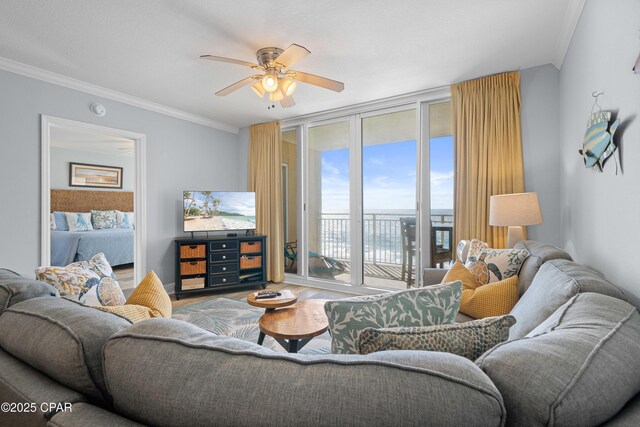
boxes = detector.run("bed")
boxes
[50,189,135,267]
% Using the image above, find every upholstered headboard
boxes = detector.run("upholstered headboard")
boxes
[50,189,133,213]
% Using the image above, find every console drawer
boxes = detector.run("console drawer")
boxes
[180,260,206,275]
[240,255,262,269]
[180,244,206,259]
[210,251,238,263]
[209,273,239,287]
[210,240,238,251]
[181,276,205,290]
[240,241,262,254]
[210,262,238,274]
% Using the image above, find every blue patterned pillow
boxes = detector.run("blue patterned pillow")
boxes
[324,281,462,354]
[91,210,117,229]
[53,211,69,231]
[116,211,134,229]
[65,212,93,231]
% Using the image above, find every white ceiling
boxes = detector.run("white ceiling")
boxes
[51,127,134,157]
[0,0,583,132]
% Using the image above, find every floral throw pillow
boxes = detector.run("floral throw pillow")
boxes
[465,247,530,284]
[324,281,462,354]
[356,315,516,361]
[36,253,125,306]
[65,212,93,231]
[91,210,117,229]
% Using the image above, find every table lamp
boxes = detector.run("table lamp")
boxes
[489,192,543,248]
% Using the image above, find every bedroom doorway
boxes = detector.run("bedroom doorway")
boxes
[41,116,146,287]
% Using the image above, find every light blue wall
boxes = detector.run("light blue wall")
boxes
[0,68,246,284]
[520,64,562,246]
[558,0,640,306]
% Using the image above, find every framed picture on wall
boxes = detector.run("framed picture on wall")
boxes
[69,162,123,189]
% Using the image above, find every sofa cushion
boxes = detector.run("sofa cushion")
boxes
[324,281,462,354]
[48,402,144,427]
[103,318,506,426]
[0,269,59,314]
[0,297,131,404]
[356,315,515,361]
[477,293,640,427]
[509,259,626,339]
[605,392,640,427]
[513,240,572,296]
[0,347,85,427]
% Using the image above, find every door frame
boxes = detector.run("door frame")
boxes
[41,115,147,284]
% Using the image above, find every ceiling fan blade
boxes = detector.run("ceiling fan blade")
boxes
[280,95,296,108]
[292,71,344,92]
[215,75,261,96]
[200,55,262,69]
[274,44,310,69]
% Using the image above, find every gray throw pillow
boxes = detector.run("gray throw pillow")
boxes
[324,281,462,354]
[357,315,515,360]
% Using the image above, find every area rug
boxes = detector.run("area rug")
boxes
[172,297,331,355]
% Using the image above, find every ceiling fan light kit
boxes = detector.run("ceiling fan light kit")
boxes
[200,43,344,109]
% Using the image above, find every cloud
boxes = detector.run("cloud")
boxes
[368,157,384,166]
[321,158,340,175]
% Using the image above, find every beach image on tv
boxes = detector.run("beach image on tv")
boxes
[184,191,256,232]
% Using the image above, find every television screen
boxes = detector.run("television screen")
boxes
[183,191,256,232]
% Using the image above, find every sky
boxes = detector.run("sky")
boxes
[185,191,256,216]
[320,136,453,212]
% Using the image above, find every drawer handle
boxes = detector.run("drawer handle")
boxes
[247,242,255,246]
[189,261,197,265]
[222,278,227,282]
[222,244,226,248]
[189,245,198,249]
[222,267,227,271]
[222,256,226,260]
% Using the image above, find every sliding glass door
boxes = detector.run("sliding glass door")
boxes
[361,108,417,289]
[307,120,351,283]
[283,97,453,289]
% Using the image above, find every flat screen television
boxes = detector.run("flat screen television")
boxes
[183,191,256,233]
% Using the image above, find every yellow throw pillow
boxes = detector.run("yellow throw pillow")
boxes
[96,304,153,323]
[126,271,172,318]
[460,276,519,319]
[442,261,482,291]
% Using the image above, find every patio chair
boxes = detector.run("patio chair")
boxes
[430,223,453,268]
[284,241,297,272]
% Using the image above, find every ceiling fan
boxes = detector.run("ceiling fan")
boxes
[200,44,344,109]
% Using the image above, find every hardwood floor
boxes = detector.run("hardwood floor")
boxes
[113,264,135,289]
[171,282,353,310]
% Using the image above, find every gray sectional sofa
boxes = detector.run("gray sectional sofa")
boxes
[0,241,639,426]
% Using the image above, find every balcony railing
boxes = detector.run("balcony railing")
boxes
[319,212,453,265]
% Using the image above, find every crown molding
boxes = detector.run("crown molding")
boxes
[0,56,239,134]
[553,0,586,69]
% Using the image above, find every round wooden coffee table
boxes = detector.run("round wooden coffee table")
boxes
[258,299,329,353]
[247,292,298,311]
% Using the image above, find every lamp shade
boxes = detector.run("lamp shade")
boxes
[489,192,543,226]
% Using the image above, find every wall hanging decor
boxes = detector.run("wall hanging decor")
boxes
[579,91,621,174]
[69,162,123,189]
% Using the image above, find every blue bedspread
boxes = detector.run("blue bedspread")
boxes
[51,229,134,267]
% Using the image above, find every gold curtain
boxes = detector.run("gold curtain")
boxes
[248,121,284,282]
[452,71,524,249]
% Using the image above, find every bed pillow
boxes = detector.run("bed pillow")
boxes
[116,211,134,229]
[357,315,516,361]
[65,212,93,232]
[54,211,69,231]
[91,210,117,229]
[50,213,56,230]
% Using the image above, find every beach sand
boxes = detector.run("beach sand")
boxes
[185,216,255,231]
